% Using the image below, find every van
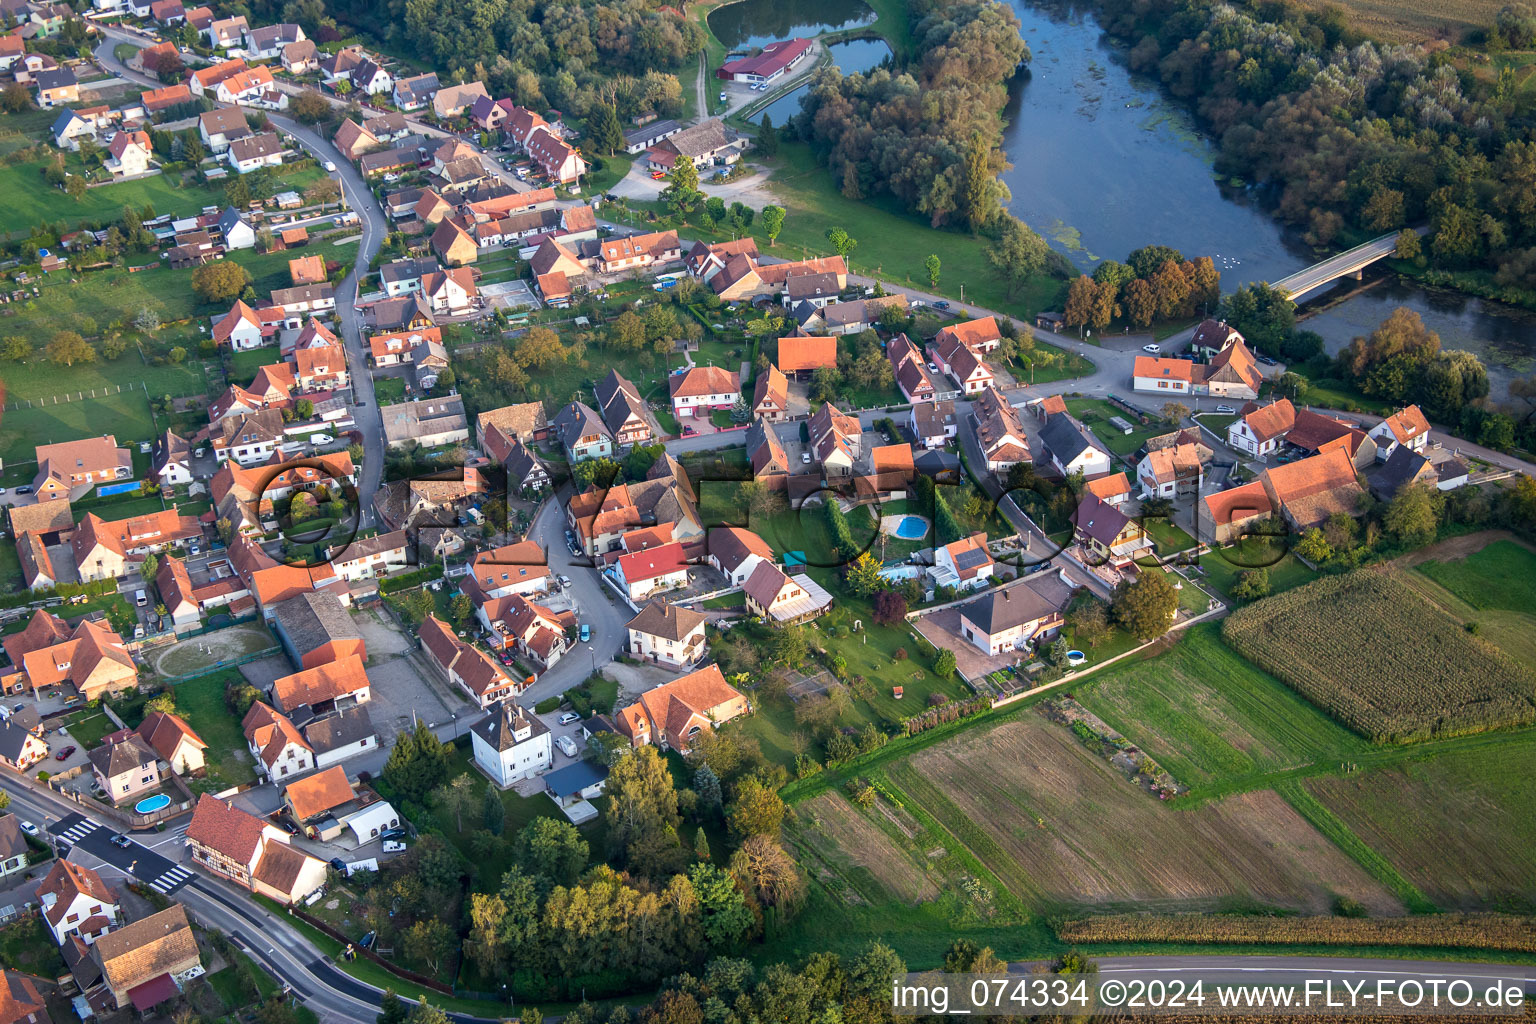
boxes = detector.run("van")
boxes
[466,507,484,525]
[382,840,407,853]
[134,590,147,607]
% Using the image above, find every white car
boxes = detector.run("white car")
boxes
[556,736,577,757]
[801,451,812,464]
[557,712,581,726]
[309,434,335,446]
[18,822,37,837]
[1142,344,1161,354]
[1215,404,1236,414]
[324,160,337,172]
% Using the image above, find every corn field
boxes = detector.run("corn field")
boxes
[1055,912,1536,952]
[1222,569,1536,744]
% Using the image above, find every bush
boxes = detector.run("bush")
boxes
[534,696,562,715]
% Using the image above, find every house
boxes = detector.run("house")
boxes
[38,860,119,946]
[464,541,551,600]
[472,702,551,788]
[380,396,470,449]
[595,370,652,446]
[706,526,774,586]
[955,571,1076,656]
[32,435,132,500]
[478,402,547,451]
[1074,493,1153,568]
[1085,472,1133,507]
[536,271,572,307]
[51,108,95,150]
[282,37,318,73]
[430,218,478,266]
[270,590,365,669]
[1258,448,1366,531]
[333,118,380,160]
[477,592,567,669]
[0,720,47,771]
[1368,405,1432,462]
[378,256,438,297]
[70,510,203,583]
[623,118,682,154]
[1285,409,1376,467]
[742,562,834,624]
[0,816,28,881]
[783,272,843,309]
[1132,355,1195,395]
[393,72,439,111]
[289,254,326,287]
[910,399,958,449]
[746,419,790,489]
[1371,445,1440,500]
[198,107,250,152]
[1039,411,1112,478]
[136,711,206,776]
[189,58,246,98]
[716,37,812,84]
[282,764,356,827]
[211,300,265,350]
[421,267,477,314]
[529,238,586,281]
[614,664,747,753]
[142,83,193,113]
[921,337,995,399]
[544,760,608,822]
[154,557,200,630]
[809,401,861,476]
[271,655,370,717]
[419,615,521,709]
[209,409,286,464]
[205,14,248,47]
[502,440,551,495]
[935,316,1003,354]
[432,81,489,119]
[1198,480,1276,545]
[627,600,707,669]
[185,793,326,904]
[91,905,200,1011]
[526,126,587,184]
[300,704,378,771]
[645,118,741,172]
[103,130,152,177]
[293,342,349,392]
[242,702,314,779]
[889,334,936,403]
[971,387,1029,474]
[324,531,410,582]
[244,22,304,60]
[218,65,285,108]
[614,542,689,600]
[1136,442,1203,499]
[551,401,613,463]
[469,95,512,130]
[777,335,837,378]
[0,971,46,1024]
[749,364,790,423]
[33,67,77,107]
[218,207,256,250]
[1228,399,1296,458]
[1133,328,1263,399]
[88,734,162,807]
[0,36,24,74]
[226,132,284,174]
[597,230,681,274]
[934,532,995,592]
[17,618,136,701]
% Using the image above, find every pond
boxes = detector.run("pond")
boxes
[752,37,892,127]
[1303,278,1536,403]
[708,0,876,50]
[998,1,1307,289]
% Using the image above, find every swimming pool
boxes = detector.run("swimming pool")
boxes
[134,793,171,814]
[893,516,930,540]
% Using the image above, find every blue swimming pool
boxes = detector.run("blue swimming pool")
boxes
[893,516,929,540]
[134,793,171,814]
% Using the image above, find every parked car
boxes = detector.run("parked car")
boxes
[718,91,726,102]
[382,840,407,853]
[1142,344,1161,354]
[324,160,337,172]
[556,735,577,757]
[330,857,347,872]
[18,822,37,837]
[54,745,75,761]
[558,711,581,726]
[933,300,950,310]
[380,828,408,842]
[310,434,335,446]
[557,574,571,587]
[10,704,22,714]
[801,451,812,464]
[1215,404,1236,414]
[579,623,591,643]
[497,650,513,666]
[110,834,131,848]
[651,170,666,180]
[15,485,31,495]
[1257,354,1277,365]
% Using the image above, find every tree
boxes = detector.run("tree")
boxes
[662,155,701,214]
[192,261,253,303]
[1161,401,1190,425]
[1395,228,1423,260]
[588,103,624,155]
[378,991,409,1024]
[65,175,87,202]
[0,84,30,114]
[514,326,565,369]
[694,826,711,862]
[692,763,722,814]
[610,310,647,351]
[689,862,753,946]
[1110,571,1178,640]
[291,89,332,123]
[140,553,159,583]
[760,205,785,246]
[1066,599,1111,647]
[517,816,589,885]
[924,253,941,288]
[987,216,1050,298]
[1384,483,1438,547]
[403,920,454,975]
[729,834,803,911]
[1063,275,1097,329]
[447,592,474,629]
[825,227,857,258]
[169,346,187,363]
[935,648,956,678]
[1294,527,1333,563]
[756,113,778,157]
[844,552,884,597]
[482,785,505,835]
[607,747,684,877]
[726,777,785,840]
[305,178,340,205]
[1121,278,1157,327]
[0,336,28,361]
[47,331,95,367]
[1231,568,1271,601]
[773,626,807,667]
[872,588,907,625]
[144,691,176,715]
[1220,282,1295,354]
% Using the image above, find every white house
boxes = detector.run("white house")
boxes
[614,542,689,601]
[472,703,552,788]
[706,526,773,585]
[668,365,739,419]
[219,207,257,250]
[51,109,95,150]
[933,532,994,592]
[103,130,152,177]
[1227,399,1295,458]
[930,335,992,395]
[212,300,265,350]
[626,600,708,670]
[1368,404,1431,462]
[1132,355,1194,395]
[1039,412,1112,478]
[227,133,285,174]
[38,860,120,946]
[1135,443,1203,499]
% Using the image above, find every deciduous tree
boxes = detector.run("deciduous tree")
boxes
[1110,571,1178,640]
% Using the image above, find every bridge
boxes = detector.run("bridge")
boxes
[1270,226,1428,300]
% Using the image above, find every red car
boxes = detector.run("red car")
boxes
[54,745,76,761]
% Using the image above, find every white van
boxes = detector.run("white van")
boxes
[134,590,148,607]
[466,507,484,525]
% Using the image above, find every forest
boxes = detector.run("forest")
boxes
[1075,0,1536,299]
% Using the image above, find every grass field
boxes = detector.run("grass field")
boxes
[1416,538,1536,614]
[1198,540,1315,602]
[1075,625,1373,791]
[1306,730,1536,911]
[0,916,66,977]
[880,715,1400,914]
[153,622,277,678]
[63,709,117,749]
[167,670,259,790]
[1064,398,1163,458]
[0,388,158,465]
[1223,568,1536,743]
[0,162,228,237]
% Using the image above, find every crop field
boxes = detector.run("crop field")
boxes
[1290,0,1508,43]
[880,716,1400,914]
[1222,569,1536,743]
[1075,626,1372,790]
[1306,732,1536,911]
[797,791,940,904]
[1056,911,1536,952]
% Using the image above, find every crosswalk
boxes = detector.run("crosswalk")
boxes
[148,863,196,895]
[54,816,101,846]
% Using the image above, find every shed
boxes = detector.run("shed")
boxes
[340,799,400,845]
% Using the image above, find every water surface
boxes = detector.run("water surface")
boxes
[754,37,892,127]
[708,0,876,50]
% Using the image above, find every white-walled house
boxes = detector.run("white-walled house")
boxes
[38,860,120,946]
[1368,404,1431,462]
[626,600,707,670]
[472,704,552,788]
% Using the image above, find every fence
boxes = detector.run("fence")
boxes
[158,645,283,686]
[0,381,151,411]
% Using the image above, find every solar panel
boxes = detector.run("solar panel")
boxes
[955,548,989,571]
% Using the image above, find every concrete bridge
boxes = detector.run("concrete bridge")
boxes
[1271,226,1428,300]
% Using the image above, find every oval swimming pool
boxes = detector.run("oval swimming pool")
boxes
[134,793,171,814]
[893,516,930,540]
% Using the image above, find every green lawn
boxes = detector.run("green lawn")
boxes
[0,162,229,237]
[1416,540,1536,612]
[1063,398,1163,458]
[62,710,116,749]
[1010,339,1096,386]
[168,671,258,790]
[1198,541,1315,602]
[71,493,166,524]
[228,344,284,380]
[1141,516,1197,555]
[372,375,406,404]
[0,387,159,467]
[1075,624,1373,792]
